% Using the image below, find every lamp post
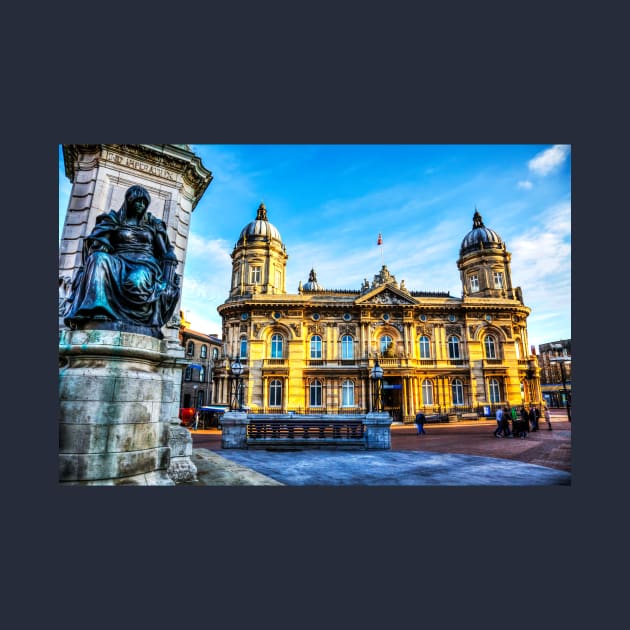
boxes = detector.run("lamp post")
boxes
[549,346,571,422]
[370,359,384,412]
[230,358,244,411]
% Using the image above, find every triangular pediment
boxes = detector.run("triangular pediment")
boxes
[355,284,418,305]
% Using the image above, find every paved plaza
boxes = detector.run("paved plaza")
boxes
[187,412,572,487]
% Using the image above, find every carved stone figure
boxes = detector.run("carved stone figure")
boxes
[63,185,180,338]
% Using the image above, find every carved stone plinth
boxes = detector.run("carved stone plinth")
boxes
[364,412,392,449]
[221,412,249,449]
[59,329,195,485]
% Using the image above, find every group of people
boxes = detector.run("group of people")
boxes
[494,404,552,438]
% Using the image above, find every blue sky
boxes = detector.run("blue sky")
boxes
[59,144,571,350]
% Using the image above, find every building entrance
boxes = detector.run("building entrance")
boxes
[382,378,402,422]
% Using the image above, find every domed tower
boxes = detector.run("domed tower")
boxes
[457,209,517,299]
[229,202,288,298]
[300,268,324,292]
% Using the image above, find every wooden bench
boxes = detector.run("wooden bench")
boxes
[246,418,365,450]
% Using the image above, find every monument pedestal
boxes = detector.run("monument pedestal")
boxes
[59,329,196,485]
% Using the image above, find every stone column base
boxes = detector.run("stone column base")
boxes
[167,425,198,483]
[59,329,189,486]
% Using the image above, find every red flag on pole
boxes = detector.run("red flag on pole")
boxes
[377,233,382,246]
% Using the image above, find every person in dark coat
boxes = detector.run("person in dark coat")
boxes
[519,406,529,438]
[501,406,512,437]
[415,411,426,435]
[529,406,540,431]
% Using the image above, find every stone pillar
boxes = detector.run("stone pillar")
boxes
[364,412,392,449]
[60,329,186,485]
[221,412,249,449]
[59,145,213,485]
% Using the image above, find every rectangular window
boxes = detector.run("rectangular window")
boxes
[470,274,479,292]
[493,271,503,289]
[310,336,322,359]
[269,380,282,407]
[275,269,281,289]
[448,337,460,359]
[250,266,261,284]
[310,381,322,407]
[341,336,354,360]
[341,381,355,407]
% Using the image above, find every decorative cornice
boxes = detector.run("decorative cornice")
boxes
[62,144,213,209]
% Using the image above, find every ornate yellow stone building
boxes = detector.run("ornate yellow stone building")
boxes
[213,203,541,422]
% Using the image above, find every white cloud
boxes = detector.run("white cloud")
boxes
[507,200,571,348]
[528,145,571,176]
[517,180,533,190]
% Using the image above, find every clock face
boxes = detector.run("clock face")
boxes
[273,311,282,320]
[312,313,320,321]
[383,313,390,321]
[485,314,492,322]
[343,313,352,321]
[419,314,427,322]
[241,312,249,321]
[449,314,456,322]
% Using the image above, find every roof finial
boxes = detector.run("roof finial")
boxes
[256,201,267,221]
[473,208,484,229]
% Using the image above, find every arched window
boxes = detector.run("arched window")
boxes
[196,390,204,407]
[199,366,205,382]
[419,335,431,359]
[186,341,194,356]
[380,335,393,354]
[200,345,207,359]
[448,336,460,359]
[341,335,354,360]
[310,379,323,407]
[240,338,248,358]
[184,366,192,381]
[310,335,322,359]
[484,335,497,359]
[452,378,464,405]
[212,347,218,360]
[422,379,434,405]
[341,380,355,407]
[489,378,501,403]
[269,379,282,407]
[271,334,283,358]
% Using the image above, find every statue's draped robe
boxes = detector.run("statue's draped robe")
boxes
[64,209,179,329]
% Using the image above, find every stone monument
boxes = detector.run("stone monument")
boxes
[59,145,212,485]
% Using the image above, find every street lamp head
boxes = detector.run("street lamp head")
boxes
[230,360,244,377]
[370,362,384,380]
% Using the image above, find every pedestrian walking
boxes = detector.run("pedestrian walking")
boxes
[494,406,504,437]
[501,406,512,437]
[191,409,200,431]
[528,406,539,432]
[543,403,553,430]
[415,411,426,435]
[519,406,529,438]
